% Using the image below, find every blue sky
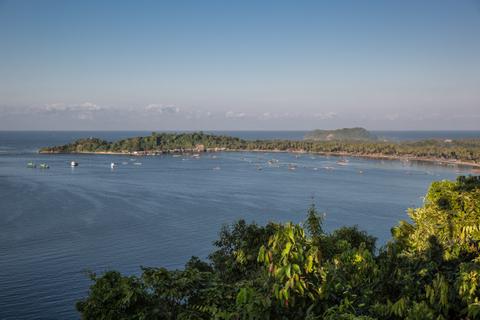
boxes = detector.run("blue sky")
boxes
[0,0,479,130]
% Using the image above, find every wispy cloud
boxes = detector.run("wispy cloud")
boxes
[225,111,246,118]
[14,102,108,120]
[185,110,212,119]
[144,104,180,114]
[313,112,337,119]
[385,113,399,121]
[42,102,103,113]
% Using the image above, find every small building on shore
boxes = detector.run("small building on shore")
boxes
[195,144,206,152]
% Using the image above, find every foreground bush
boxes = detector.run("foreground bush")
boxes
[77,176,480,319]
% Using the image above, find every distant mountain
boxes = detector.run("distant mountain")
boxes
[304,127,377,141]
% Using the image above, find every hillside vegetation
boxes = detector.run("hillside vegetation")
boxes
[39,132,480,165]
[77,176,480,319]
[304,127,377,141]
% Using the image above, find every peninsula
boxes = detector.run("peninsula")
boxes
[39,131,480,168]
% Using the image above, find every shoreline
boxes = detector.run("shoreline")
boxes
[38,149,480,169]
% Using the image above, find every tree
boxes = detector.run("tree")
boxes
[77,176,480,319]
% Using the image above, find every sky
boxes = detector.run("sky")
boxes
[0,0,479,130]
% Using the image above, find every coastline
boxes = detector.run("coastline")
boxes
[38,148,480,169]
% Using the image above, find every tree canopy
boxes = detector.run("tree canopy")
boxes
[304,127,377,141]
[77,176,480,319]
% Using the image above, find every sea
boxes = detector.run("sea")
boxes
[1,130,479,319]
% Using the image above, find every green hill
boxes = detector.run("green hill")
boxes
[304,127,377,141]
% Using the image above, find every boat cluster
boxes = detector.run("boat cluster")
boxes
[27,161,49,169]
[27,160,140,170]
[27,154,361,174]
[242,154,352,172]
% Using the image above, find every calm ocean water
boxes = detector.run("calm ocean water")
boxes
[1,131,479,319]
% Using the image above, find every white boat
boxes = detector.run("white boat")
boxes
[110,162,116,169]
[267,159,279,165]
[133,162,142,166]
[70,161,78,167]
[39,163,49,169]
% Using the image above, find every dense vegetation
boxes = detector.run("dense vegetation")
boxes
[39,132,243,153]
[39,132,480,164]
[304,127,377,141]
[77,176,480,319]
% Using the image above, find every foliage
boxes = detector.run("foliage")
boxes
[39,132,480,164]
[77,176,480,319]
[304,127,377,141]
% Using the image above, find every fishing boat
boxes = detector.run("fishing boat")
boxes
[27,161,36,168]
[70,161,78,167]
[39,163,49,169]
[267,159,279,165]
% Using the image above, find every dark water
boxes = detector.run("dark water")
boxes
[0,131,478,319]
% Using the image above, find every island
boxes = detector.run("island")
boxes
[304,127,378,141]
[39,131,480,168]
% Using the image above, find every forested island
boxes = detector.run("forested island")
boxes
[77,176,480,319]
[39,131,480,167]
[304,127,378,141]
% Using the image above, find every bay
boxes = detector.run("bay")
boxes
[0,131,478,319]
